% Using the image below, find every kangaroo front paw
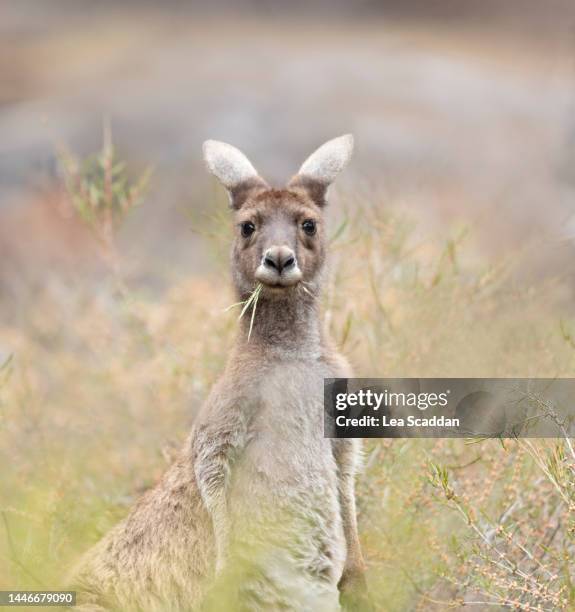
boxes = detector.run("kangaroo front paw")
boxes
[338,567,374,612]
[215,555,228,576]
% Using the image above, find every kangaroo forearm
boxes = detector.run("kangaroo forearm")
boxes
[193,418,246,569]
[206,493,231,571]
[332,438,365,570]
[339,478,365,570]
[196,469,231,570]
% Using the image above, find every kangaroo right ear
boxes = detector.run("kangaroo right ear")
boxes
[203,140,268,209]
[288,134,354,207]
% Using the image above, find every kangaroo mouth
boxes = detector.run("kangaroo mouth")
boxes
[255,266,302,288]
[259,279,300,290]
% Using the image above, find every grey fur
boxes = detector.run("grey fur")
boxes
[71,137,368,611]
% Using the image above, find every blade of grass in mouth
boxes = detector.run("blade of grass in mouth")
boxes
[231,283,262,341]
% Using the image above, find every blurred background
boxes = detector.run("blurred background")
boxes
[2,2,575,607]
[2,0,575,298]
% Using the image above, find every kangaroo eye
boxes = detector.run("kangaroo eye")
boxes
[302,219,316,236]
[241,222,255,238]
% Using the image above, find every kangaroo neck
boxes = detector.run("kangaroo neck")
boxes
[234,289,322,358]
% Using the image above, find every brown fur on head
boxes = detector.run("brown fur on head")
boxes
[203,135,354,301]
[230,188,325,299]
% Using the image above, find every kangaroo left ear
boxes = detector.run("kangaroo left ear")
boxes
[203,140,269,209]
[288,134,354,206]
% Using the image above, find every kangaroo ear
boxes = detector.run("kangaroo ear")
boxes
[203,140,268,209]
[288,134,354,206]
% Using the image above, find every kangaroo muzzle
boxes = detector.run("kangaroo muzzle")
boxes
[255,246,302,287]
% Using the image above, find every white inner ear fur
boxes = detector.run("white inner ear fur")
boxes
[203,140,260,190]
[297,134,354,185]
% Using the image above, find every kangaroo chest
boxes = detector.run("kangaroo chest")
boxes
[227,358,345,603]
[229,361,343,547]
[235,358,335,485]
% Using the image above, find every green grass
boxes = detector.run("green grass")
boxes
[0,180,574,609]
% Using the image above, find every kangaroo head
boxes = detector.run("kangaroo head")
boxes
[203,135,353,300]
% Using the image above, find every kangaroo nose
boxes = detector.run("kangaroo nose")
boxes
[263,246,296,273]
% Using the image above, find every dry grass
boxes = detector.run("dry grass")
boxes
[0,167,574,609]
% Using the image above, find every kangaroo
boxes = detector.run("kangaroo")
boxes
[71,135,368,611]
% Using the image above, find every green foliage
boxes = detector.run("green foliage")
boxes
[421,439,575,610]
[58,123,150,272]
[1,177,574,609]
